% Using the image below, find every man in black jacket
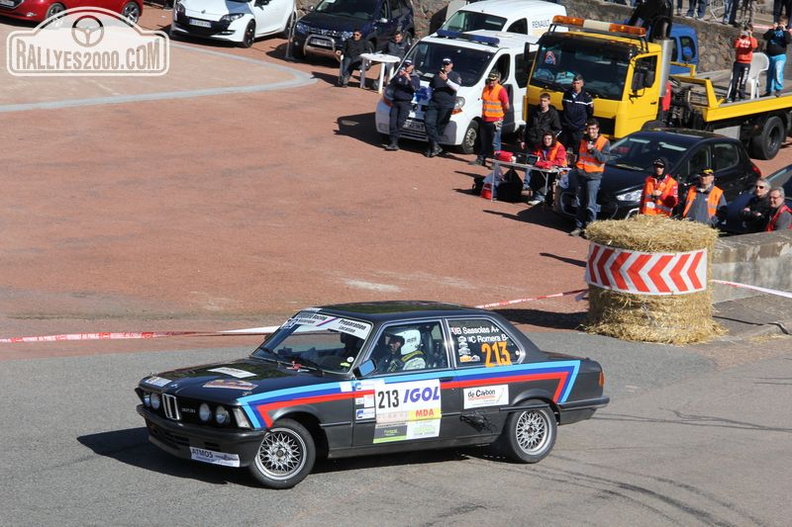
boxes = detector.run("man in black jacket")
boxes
[386,60,420,151]
[520,91,561,150]
[424,58,462,157]
[560,75,593,156]
[739,178,772,232]
[336,29,370,87]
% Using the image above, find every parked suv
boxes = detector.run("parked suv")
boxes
[292,0,414,59]
[554,129,761,220]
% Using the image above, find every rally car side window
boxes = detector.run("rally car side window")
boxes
[447,318,520,367]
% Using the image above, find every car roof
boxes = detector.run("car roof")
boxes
[423,29,538,50]
[622,128,734,146]
[454,0,564,17]
[312,301,491,322]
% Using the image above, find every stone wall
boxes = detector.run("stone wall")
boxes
[294,0,741,71]
[711,231,792,302]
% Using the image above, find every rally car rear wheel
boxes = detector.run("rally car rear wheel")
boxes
[249,418,315,488]
[501,404,557,463]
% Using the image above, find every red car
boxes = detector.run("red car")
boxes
[0,0,142,23]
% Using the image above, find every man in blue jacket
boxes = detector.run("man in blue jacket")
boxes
[386,60,421,151]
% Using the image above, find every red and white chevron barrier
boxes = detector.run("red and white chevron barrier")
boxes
[585,243,707,295]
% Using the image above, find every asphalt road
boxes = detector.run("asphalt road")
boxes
[2,333,789,527]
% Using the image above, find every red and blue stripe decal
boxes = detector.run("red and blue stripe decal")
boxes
[238,361,580,429]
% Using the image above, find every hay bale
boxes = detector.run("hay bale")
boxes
[583,216,724,344]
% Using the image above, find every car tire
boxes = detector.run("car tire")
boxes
[459,120,479,155]
[45,2,66,19]
[499,403,556,463]
[751,116,784,160]
[249,418,316,489]
[241,21,256,48]
[121,1,140,23]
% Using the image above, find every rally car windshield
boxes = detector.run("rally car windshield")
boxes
[406,42,493,87]
[252,311,372,374]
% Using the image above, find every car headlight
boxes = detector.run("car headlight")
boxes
[295,21,308,34]
[453,96,465,112]
[199,403,212,422]
[150,392,161,410]
[215,405,230,425]
[616,189,642,202]
[220,13,244,22]
[143,392,151,407]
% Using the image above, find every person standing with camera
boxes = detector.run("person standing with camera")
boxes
[729,27,758,101]
[423,58,461,158]
[385,59,420,151]
[764,18,792,97]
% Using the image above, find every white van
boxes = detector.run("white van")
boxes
[374,30,538,153]
[439,0,566,38]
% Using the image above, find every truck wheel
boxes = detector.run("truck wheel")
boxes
[751,116,784,160]
[459,120,479,155]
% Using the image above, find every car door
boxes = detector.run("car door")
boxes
[445,316,524,441]
[252,0,292,36]
[351,321,458,449]
[711,141,753,200]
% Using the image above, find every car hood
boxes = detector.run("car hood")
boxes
[142,358,331,400]
[299,12,366,32]
[599,164,649,198]
[180,0,251,17]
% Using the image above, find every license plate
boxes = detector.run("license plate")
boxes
[189,18,212,28]
[189,447,240,467]
[0,0,15,6]
[404,120,424,132]
[308,37,332,48]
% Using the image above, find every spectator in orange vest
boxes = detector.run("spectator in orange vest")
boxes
[527,130,567,205]
[682,169,727,227]
[469,70,510,167]
[765,187,792,230]
[569,119,610,237]
[640,158,678,217]
[729,27,758,101]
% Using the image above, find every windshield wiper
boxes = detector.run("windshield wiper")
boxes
[279,354,325,375]
[253,347,279,362]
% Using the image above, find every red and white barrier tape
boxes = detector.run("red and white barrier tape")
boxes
[711,280,792,299]
[474,288,587,309]
[0,326,279,344]
[3,280,788,343]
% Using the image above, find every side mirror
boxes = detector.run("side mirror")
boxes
[682,46,694,62]
[354,359,376,377]
[378,17,388,23]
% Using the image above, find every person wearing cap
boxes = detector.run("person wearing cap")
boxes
[740,177,772,232]
[640,158,678,217]
[682,168,727,227]
[559,74,593,158]
[469,70,510,166]
[729,27,758,101]
[385,59,420,151]
[424,57,462,158]
[765,187,792,230]
[763,19,792,96]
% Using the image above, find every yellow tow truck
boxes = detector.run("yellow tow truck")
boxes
[524,13,792,159]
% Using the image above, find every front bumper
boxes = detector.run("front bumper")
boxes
[171,12,245,43]
[374,100,461,146]
[293,33,342,58]
[137,405,267,468]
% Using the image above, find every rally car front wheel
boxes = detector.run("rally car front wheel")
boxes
[249,418,315,488]
[500,403,557,463]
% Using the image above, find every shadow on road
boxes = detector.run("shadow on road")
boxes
[495,308,586,331]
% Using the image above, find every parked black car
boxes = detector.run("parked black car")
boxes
[136,301,608,488]
[291,0,414,59]
[721,164,792,234]
[555,129,762,220]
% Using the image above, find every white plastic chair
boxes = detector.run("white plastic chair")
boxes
[745,52,769,99]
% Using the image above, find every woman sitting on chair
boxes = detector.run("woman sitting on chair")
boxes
[527,131,568,205]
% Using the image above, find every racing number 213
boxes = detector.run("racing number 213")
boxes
[377,389,399,409]
[483,341,511,367]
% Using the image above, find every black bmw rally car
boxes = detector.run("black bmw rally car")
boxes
[136,301,609,488]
